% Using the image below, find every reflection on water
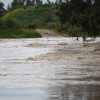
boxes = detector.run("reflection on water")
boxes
[0,85,100,100]
[0,60,100,100]
[48,85,100,100]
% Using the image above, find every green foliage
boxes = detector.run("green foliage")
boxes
[2,4,59,28]
[42,10,54,23]
[5,19,16,28]
[2,7,24,20]
[0,28,42,38]
[0,2,4,9]
[0,18,21,29]
[56,0,100,37]
[0,19,5,26]
[23,29,42,38]
[0,18,42,38]
[70,26,82,37]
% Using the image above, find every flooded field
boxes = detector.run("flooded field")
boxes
[0,37,100,100]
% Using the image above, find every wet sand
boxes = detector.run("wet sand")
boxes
[0,37,100,100]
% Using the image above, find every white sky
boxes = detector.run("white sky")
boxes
[0,0,13,9]
[0,0,55,9]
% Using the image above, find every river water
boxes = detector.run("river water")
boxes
[0,38,100,100]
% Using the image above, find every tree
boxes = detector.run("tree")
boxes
[22,0,26,5]
[47,0,51,4]
[26,0,31,6]
[56,0,100,39]
[36,0,42,6]
[7,4,11,11]
[0,2,4,9]
[31,0,35,6]
[11,0,26,8]
[0,2,5,17]
[11,0,19,8]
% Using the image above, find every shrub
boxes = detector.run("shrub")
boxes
[5,19,16,28]
[32,31,42,38]
[24,30,42,38]
[0,19,5,26]
[0,18,21,29]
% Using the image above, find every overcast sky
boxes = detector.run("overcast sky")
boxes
[0,0,13,9]
[0,0,55,9]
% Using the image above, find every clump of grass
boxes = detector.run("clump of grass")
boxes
[31,31,42,38]
[23,30,42,38]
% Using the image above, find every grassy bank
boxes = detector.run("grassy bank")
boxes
[0,28,42,38]
[0,18,42,38]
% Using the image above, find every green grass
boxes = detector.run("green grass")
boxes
[0,28,42,38]
[2,4,59,24]
[1,4,60,29]
[0,4,60,38]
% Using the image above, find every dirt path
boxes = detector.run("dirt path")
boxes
[36,29,61,37]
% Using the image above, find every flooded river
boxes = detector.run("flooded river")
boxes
[0,38,100,100]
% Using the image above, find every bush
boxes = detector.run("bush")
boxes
[31,31,42,38]
[0,18,21,29]
[24,30,42,38]
[70,26,81,37]
[0,18,42,38]
[5,18,21,28]
[0,19,5,26]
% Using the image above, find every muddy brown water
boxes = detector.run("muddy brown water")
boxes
[0,38,100,100]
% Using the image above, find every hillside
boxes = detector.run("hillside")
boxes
[2,4,59,26]
[0,4,60,38]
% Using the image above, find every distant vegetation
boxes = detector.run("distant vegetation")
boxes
[0,18,42,38]
[56,0,100,40]
[0,0,100,39]
[2,4,59,29]
[0,1,60,38]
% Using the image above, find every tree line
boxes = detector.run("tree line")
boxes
[56,0,100,39]
[7,0,42,10]
[7,0,57,10]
